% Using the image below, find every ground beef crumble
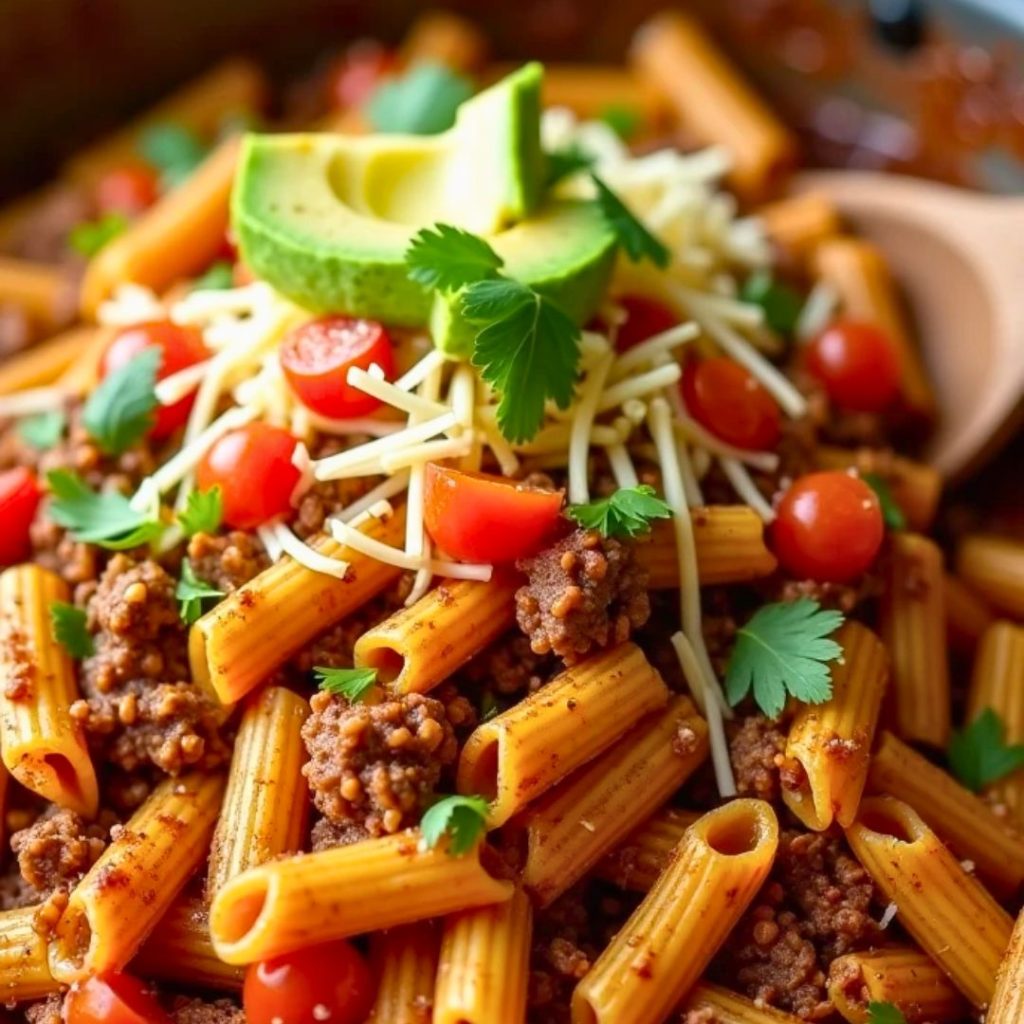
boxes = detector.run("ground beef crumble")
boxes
[186,530,269,592]
[515,529,650,664]
[457,630,558,697]
[168,996,245,1024]
[23,994,63,1024]
[729,715,792,803]
[10,807,110,894]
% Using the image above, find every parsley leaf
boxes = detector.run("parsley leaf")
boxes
[46,470,164,550]
[81,347,160,455]
[192,261,234,292]
[177,487,223,538]
[176,562,225,626]
[545,144,595,187]
[948,707,1024,792]
[17,410,66,450]
[725,599,845,719]
[68,213,128,258]
[740,270,803,336]
[367,62,474,135]
[405,224,504,292]
[313,666,379,703]
[421,794,490,856]
[862,473,906,531]
[465,279,580,443]
[139,122,207,188]
[598,104,640,140]
[567,485,671,539]
[49,602,94,659]
[867,1003,907,1024]
[590,173,669,268]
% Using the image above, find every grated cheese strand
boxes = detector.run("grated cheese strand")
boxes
[0,387,68,418]
[608,322,699,380]
[719,456,776,522]
[346,366,450,421]
[269,521,350,579]
[335,471,411,525]
[596,363,682,414]
[155,361,213,406]
[606,444,639,489]
[568,349,615,505]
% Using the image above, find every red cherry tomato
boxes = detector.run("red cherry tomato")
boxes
[772,471,884,583]
[614,295,678,351]
[681,356,781,450]
[804,319,902,412]
[0,467,41,566]
[325,41,396,110]
[244,939,374,1024]
[424,463,564,563]
[280,316,395,419]
[63,972,170,1024]
[100,322,210,439]
[196,422,302,529]
[93,165,160,217]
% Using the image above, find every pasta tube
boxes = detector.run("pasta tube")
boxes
[209,831,513,965]
[515,697,708,906]
[880,532,950,748]
[572,800,779,1024]
[0,325,106,396]
[990,909,1024,1024]
[828,946,968,1024]
[190,505,405,704]
[868,730,1024,898]
[756,193,840,263]
[782,622,888,830]
[354,575,518,694]
[845,796,1013,1007]
[0,257,74,335]
[457,643,669,826]
[434,887,532,1024]
[367,922,441,1024]
[957,535,1024,619]
[636,507,777,588]
[48,772,225,983]
[0,905,58,1002]
[207,686,309,896]
[595,807,700,892]
[630,12,797,200]
[0,564,98,817]
[944,572,995,656]
[683,982,805,1023]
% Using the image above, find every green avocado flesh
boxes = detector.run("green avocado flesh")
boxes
[232,63,617,354]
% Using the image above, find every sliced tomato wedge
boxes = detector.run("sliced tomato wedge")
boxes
[0,467,41,566]
[63,972,170,1024]
[93,164,160,217]
[681,356,781,450]
[613,295,679,351]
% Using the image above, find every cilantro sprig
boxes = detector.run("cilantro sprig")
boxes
[68,213,128,258]
[948,708,1024,792]
[46,470,163,550]
[862,473,906,531]
[406,224,504,291]
[50,602,94,659]
[313,666,379,703]
[81,347,160,455]
[177,487,223,538]
[368,62,473,135]
[740,270,803,336]
[590,173,669,268]
[867,1003,907,1024]
[545,144,595,187]
[192,261,234,292]
[598,105,640,140]
[421,794,490,856]
[18,410,66,450]
[725,599,845,719]
[176,562,225,626]
[567,485,671,539]
[139,123,207,189]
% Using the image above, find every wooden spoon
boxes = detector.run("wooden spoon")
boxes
[793,170,1024,479]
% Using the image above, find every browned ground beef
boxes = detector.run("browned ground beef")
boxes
[729,715,789,802]
[23,994,62,1024]
[10,807,109,893]
[515,529,650,664]
[168,996,245,1024]
[186,530,269,592]
[457,630,557,696]
[0,862,40,910]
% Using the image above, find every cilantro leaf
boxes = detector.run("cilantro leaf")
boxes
[176,561,225,626]
[725,599,845,719]
[81,347,160,455]
[18,410,66,450]
[948,707,1024,792]
[867,1003,907,1024]
[46,470,164,550]
[545,144,595,187]
[49,602,94,659]
[367,62,474,135]
[740,270,803,336]
[313,666,379,703]
[590,173,669,268]
[192,261,234,292]
[598,104,640,140]
[139,122,207,188]
[421,794,490,856]
[567,485,671,539]
[68,213,128,258]
[177,487,223,538]
[465,280,580,443]
[405,224,504,292]
[862,473,906,531]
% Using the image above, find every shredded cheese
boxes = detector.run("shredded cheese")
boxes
[568,349,614,505]
[0,387,68,418]
[596,363,682,413]
[719,456,776,522]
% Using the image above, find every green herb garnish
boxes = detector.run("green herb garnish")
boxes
[81,347,160,455]
[46,470,163,550]
[68,213,128,258]
[192,261,234,292]
[598,104,640,140]
[17,410,66,450]
[176,561,225,626]
[590,173,669,268]
[177,487,223,538]
[405,224,504,291]
[740,270,803,336]
[862,473,906,531]
[367,62,474,135]
[138,122,207,188]
[867,1003,907,1024]
[421,794,490,856]
[50,602,94,659]
[567,485,671,539]
[948,708,1024,793]
[545,144,595,187]
[313,666,379,703]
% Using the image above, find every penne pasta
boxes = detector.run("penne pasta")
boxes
[0,324,106,397]
[637,507,777,588]
[0,256,75,335]
[828,946,967,1024]
[782,621,888,831]
[207,686,310,897]
[513,697,708,906]
[630,12,797,200]
[756,193,841,263]
[457,642,670,826]
[880,531,950,748]
[594,806,700,893]
[944,572,996,656]
[572,799,779,1024]
[0,905,59,1003]
[399,10,489,73]
[0,564,98,818]
[367,921,441,1024]
[957,535,1024,620]
[209,831,513,965]
[48,772,225,983]
[844,796,1013,1007]
[434,886,532,1024]
[683,982,805,1023]
[189,505,405,705]
[354,574,518,694]
[990,909,1024,1024]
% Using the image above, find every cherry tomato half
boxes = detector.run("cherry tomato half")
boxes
[614,295,679,352]
[63,972,170,1024]
[196,423,302,529]
[244,939,374,1024]
[804,319,902,412]
[325,41,396,110]
[93,165,160,217]
[280,316,395,419]
[424,463,564,564]
[681,356,781,450]
[0,467,41,566]
[100,322,210,439]
[772,471,884,583]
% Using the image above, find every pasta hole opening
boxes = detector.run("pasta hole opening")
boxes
[54,906,92,973]
[859,805,914,842]
[360,645,405,685]
[705,815,760,856]
[219,886,270,945]
[572,1000,598,1024]
[43,753,81,798]
[470,738,499,802]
